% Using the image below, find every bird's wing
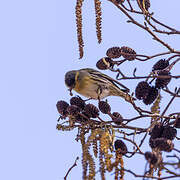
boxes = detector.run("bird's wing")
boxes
[80,68,129,92]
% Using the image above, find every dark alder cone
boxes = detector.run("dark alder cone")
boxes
[135,81,151,100]
[112,112,123,125]
[56,100,69,116]
[149,154,158,165]
[98,101,111,114]
[114,140,127,155]
[145,152,158,165]
[161,125,177,140]
[121,46,136,60]
[70,96,85,110]
[151,138,174,152]
[84,104,99,118]
[149,137,155,149]
[144,0,151,10]
[143,86,158,105]
[152,59,169,71]
[67,105,80,116]
[145,151,152,160]
[149,123,164,139]
[106,47,122,59]
[74,112,89,123]
[81,111,92,119]
[74,114,84,123]
[96,57,113,70]
[174,117,180,128]
[155,70,171,89]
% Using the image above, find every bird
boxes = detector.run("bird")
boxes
[65,68,135,103]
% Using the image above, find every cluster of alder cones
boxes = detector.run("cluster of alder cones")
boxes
[144,121,179,166]
[96,46,136,70]
[56,96,180,165]
[56,96,123,125]
[56,96,129,153]
[135,59,172,105]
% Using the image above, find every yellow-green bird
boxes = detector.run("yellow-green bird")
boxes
[65,68,135,103]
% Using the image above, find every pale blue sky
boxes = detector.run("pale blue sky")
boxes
[0,0,180,180]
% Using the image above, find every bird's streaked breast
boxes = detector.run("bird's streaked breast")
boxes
[74,75,110,99]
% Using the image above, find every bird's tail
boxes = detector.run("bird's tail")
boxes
[109,86,135,103]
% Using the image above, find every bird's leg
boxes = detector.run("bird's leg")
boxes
[98,96,101,102]
[97,86,103,102]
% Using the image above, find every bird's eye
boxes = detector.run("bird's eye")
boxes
[65,71,76,88]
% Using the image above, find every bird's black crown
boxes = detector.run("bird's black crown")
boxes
[65,71,76,88]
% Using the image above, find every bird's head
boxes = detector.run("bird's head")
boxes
[65,70,77,89]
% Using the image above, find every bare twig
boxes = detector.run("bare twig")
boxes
[64,157,79,180]
[161,88,180,118]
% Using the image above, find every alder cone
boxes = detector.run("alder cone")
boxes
[121,46,136,60]
[106,47,122,59]
[152,59,169,71]
[114,139,127,155]
[56,100,69,116]
[98,101,111,114]
[135,81,151,100]
[96,57,113,70]
[143,86,158,105]
[84,104,99,118]
[70,96,85,110]
[155,70,171,89]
